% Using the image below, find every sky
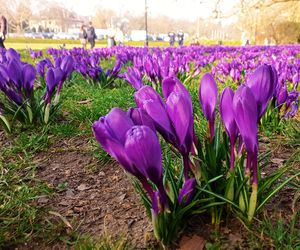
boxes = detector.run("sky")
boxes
[53,0,238,21]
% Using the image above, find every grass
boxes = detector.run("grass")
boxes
[0,48,299,249]
[5,38,171,50]
[0,128,53,247]
[5,37,241,50]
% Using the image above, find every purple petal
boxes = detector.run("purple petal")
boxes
[125,125,163,187]
[127,107,156,131]
[220,87,238,143]
[233,85,258,156]
[178,177,196,205]
[199,73,218,122]
[135,86,174,139]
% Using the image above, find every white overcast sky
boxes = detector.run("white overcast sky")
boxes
[52,0,238,21]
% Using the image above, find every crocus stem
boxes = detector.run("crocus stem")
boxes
[248,183,258,222]
[157,181,169,211]
[248,153,258,222]
[137,175,155,201]
[252,154,258,185]
[237,135,244,155]
[26,105,33,123]
[225,171,234,201]
[44,103,51,124]
[53,93,60,106]
[239,192,246,212]
[245,154,251,184]
[209,119,215,142]
[183,154,190,180]
[151,209,160,241]
[229,141,235,171]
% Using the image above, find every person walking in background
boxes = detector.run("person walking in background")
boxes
[79,25,87,49]
[168,32,175,46]
[0,16,7,49]
[87,21,96,49]
[178,31,184,46]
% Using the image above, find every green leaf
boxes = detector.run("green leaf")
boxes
[256,172,300,213]
[197,187,241,211]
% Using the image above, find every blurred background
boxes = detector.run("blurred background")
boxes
[0,0,300,47]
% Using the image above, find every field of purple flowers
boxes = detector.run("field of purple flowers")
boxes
[0,45,299,249]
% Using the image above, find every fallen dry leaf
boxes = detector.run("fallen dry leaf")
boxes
[77,184,90,191]
[178,235,206,250]
[78,99,92,104]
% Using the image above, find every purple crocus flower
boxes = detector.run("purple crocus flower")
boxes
[135,78,195,179]
[220,87,238,171]
[292,72,299,86]
[135,86,176,143]
[163,77,194,155]
[93,109,168,213]
[178,177,196,205]
[127,107,155,131]
[124,125,169,212]
[36,58,53,78]
[7,59,23,89]
[124,67,143,90]
[44,68,63,104]
[199,73,218,141]
[284,90,299,118]
[106,59,122,78]
[233,85,259,221]
[92,107,139,175]
[22,64,36,98]
[246,65,277,119]
[6,48,20,61]
[163,77,194,179]
[60,55,74,80]
[233,85,258,183]
[276,86,288,107]
[125,125,163,191]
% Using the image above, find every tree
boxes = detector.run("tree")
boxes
[230,0,300,44]
[92,8,116,28]
[0,0,32,32]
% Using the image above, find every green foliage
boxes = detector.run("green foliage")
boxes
[0,129,53,247]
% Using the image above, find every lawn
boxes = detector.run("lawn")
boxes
[5,38,171,50]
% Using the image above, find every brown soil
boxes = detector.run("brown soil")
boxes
[26,137,153,249]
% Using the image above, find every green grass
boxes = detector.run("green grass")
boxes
[73,234,130,250]
[5,37,241,50]
[0,128,53,247]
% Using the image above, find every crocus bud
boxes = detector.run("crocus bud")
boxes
[124,67,143,90]
[233,85,258,158]
[135,86,175,143]
[125,125,163,188]
[220,87,238,170]
[199,73,218,141]
[246,65,277,119]
[127,108,155,131]
[163,77,194,155]
[178,178,196,205]
[92,108,138,176]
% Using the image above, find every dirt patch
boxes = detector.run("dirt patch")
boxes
[31,137,153,249]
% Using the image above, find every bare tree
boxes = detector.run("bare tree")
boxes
[0,0,32,32]
[92,8,116,28]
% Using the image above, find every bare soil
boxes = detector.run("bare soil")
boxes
[27,137,153,249]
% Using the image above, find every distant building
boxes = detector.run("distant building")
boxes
[28,9,84,33]
[29,18,62,33]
